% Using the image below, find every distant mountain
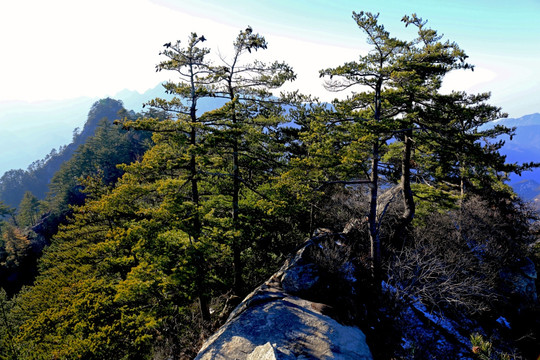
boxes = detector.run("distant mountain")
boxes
[0,83,229,177]
[490,113,540,205]
[492,113,540,128]
[115,85,227,115]
[112,86,167,112]
[492,112,540,159]
[0,97,95,176]
[495,113,540,174]
[510,179,540,209]
[0,98,128,207]
[511,179,540,200]
[0,85,161,177]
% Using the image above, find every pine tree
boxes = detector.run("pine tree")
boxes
[16,191,41,228]
[121,33,216,321]
[382,13,473,243]
[0,288,19,360]
[204,27,296,293]
[0,202,16,225]
[0,224,30,269]
[320,11,409,280]
[318,11,528,281]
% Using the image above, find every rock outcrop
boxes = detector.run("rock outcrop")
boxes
[195,238,373,360]
[500,257,538,305]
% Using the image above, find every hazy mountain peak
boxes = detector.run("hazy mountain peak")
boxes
[493,112,540,127]
[0,84,166,176]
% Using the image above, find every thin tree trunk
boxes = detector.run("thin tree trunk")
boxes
[459,160,466,209]
[190,129,210,322]
[369,141,381,282]
[369,80,382,283]
[228,88,243,295]
[189,75,210,322]
[232,133,242,294]
[393,129,415,249]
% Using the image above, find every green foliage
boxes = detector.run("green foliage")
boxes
[0,288,19,360]
[189,27,298,293]
[470,333,519,360]
[2,13,537,360]
[0,202,16,224]
[32,149,228,356]
[0,170,37,209]
[309,11,528,281]
[12,28,303,358]
[0,98,131,208]
[16,191,42,228]
[410,183,460,224]
[47,117,150,215]
[0,224,30,269]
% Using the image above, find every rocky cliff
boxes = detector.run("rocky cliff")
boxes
[194,226,539,359]
[195,236,373,360]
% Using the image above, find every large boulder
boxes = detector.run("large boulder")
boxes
[195,238,373,360]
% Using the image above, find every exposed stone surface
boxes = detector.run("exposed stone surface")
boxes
[281,263,320,296]
[247,342,277,360]
[500,257,538,305]
[195,239,373,360]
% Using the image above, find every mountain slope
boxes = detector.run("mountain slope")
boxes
[0,83,227,177]
[0,99,127,207]
[492,113,540,205]
[0,87,157,177]
[0,97,95,176]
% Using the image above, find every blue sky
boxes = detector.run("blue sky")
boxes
[0,0,539,174]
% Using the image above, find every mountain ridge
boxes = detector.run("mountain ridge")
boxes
[2,91,539,204]
[0,85,166,176]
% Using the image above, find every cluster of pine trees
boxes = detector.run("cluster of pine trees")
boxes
[1,12,538,359]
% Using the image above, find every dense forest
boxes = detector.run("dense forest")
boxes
[0,12,538,360]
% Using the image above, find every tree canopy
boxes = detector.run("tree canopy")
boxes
[0,13,537,360]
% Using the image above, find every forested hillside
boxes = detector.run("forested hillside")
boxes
[0,12,538,360]
[0,98,153,295]
[0,98,136,207]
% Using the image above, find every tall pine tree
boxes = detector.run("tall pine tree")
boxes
[205,27,296,293]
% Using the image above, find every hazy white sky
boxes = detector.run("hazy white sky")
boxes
[1,0,539,116]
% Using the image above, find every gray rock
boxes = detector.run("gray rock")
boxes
[281,263,321,296]
[247,342,278,360]
[195,240,373,360]
[196,295,372,360]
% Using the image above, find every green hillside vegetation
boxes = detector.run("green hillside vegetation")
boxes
[0,98,137,207]
[0,99,152,296]
[0,12,538,360]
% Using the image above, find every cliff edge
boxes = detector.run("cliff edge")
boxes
[195,235,373,360]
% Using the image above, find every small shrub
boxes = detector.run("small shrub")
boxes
[470,333,522,360]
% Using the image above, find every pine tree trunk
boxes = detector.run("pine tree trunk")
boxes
[229,93,243,295]
[190,148,210,322]
[393,130,415,249]
[369,81,382,284]
[189,91,210,322]
[232,134,242,295]
[369,141,381,282]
